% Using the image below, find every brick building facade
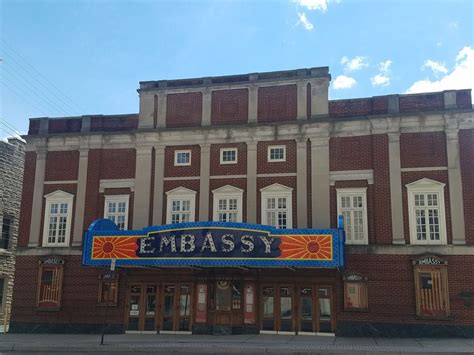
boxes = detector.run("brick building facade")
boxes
[0,138,25,331]
[10,67,474,337]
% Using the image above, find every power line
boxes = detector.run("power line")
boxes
[1,63,74,116]
[1,51,76,116]
[1,73,64,115]
[0,117,24,136]
[1,39,85,113]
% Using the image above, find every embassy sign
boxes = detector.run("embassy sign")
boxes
[82,219,345,268]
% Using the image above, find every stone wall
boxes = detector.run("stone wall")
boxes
[0,138,25,329]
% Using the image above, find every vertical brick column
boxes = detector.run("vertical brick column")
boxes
[388,133,405,244]
[152,145,165,225]
[310,137,330,228]
[447,130,466,244]
[296,139,308,228]
[133,145,153,229]
[72,148,89,246]
[28,149,47,247]
[246,141,257,223]
[199,144,211,221]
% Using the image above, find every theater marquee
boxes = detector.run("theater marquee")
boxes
[82,219,345,268]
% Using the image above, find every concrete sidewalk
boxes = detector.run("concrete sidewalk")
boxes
[0,333,473,354]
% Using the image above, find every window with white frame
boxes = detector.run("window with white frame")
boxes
[406,178,447,245]
[267,145,286,162]
[174,150,191,166]
[260,183,293,229]
[337,188,368,245]
[212,185,243,222]
[42,190,74,247]
[166,187,197,224]
[104,195,129,230]
[220,148,238,165]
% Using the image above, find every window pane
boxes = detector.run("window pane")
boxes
[108,202,116,213]
[182,200,190,211]
[60,203,68,214]
[50,203,58,214]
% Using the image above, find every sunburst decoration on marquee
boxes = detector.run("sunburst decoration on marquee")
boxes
[279,235,333,260]
[92,236,138,259]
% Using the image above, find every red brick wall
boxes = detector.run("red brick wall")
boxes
[28,120,40,135]
[399,93,444,113]
[341,255,474,325]
[329,96,388,118]
[257,176,297,227]
[210,143,247,176]
[209,179,247,222]
[459,129,474,244]
[166,92,202,127]
[329,136,372,171]
[18,152,36,247]
[11,256,126,326]
[162,180,200,223]
[401,171,452,244]
[99,149,136,179]
[400,132,447,168]
[371,135,392,244]
[164,145,201,177]
[257,85,297,123]
[456,90,472,109]
[257,140,296,174]
[90,115,138,132]
[48,118,82,133]
[45,151,79,181]
[211,89,248,125]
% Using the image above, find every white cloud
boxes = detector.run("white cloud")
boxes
[340,56,369,72]
[371,74,390,87]
[379,60,392,73]
[423,59,448,74]
[296,12,314,30]
[371,60,392,87]
[406,46,474,99]
[294,0,328,12]
[333,75,356,89]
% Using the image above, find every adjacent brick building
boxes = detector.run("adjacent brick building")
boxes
[9,67,474,337]
[0,137,25,331]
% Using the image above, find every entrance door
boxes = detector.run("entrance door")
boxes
[161,284,192,332]
[317,286,334,333]
[299,286,314,333]
[126,283,157,332]
[261,285,295,333]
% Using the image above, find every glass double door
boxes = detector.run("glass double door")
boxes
[162,284,192,332]
[126,284,157,332]
[261,284,334,334]
[125,283,192,332]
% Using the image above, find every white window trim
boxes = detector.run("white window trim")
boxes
[165,187,197,224]
[104,194,130,230]
[219,148,238,165]
[212,185,244,222]
[260,183,293,229]
[174,150,192,166]
[336,187,369,245]
[267,145,286,162]
[42,190,74,247]
[406,178,447,245]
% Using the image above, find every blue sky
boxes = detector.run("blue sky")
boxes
[1,0,473,138]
